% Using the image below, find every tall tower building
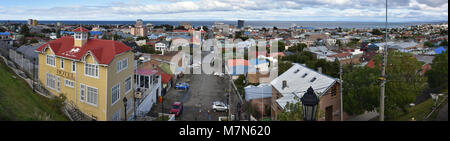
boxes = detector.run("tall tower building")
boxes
[237,20,245,29]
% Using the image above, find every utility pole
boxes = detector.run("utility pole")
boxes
[339,58,343,121]
[380,0,388,121]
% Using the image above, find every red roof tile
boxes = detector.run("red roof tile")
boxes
[35,36,132,65]
[73,27,90,32]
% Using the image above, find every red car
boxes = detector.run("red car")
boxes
[170,102,183,117]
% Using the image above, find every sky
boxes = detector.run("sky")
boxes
[0,0,448,22]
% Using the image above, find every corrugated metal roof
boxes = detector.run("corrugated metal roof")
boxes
[271,63,337,109]
[244,84,272,101]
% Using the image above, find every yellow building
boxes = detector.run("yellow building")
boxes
[36,27,135,121]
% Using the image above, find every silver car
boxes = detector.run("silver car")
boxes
[212,101,229,112]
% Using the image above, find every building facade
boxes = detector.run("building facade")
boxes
[36,27,135,121]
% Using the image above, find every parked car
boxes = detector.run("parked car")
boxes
[212,101,228,112]
[175,83,189,90]
[170,102,183,117]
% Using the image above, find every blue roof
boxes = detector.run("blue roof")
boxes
[435,47,447,54]
[249,59,268,66]
[90,31,102,35]
[0,32,10,36]
[228,66,248,75]
[60,31,74,35]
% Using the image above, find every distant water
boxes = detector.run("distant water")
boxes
[0,20,445,29]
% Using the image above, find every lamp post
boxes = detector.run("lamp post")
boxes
[123,97,128,121]
[301,87,319,121]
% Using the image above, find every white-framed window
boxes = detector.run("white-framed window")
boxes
[46,55,56,67]
[46,73,57,90]
[111,84,120,105]
[64,79,74,88]
[57,77,60,92]
[117,58,128,73]
[112,108,121,121]
[75,33,81,40]
[72,61,76,72]
[80,84,86,102]
[60,58,64,69]
[117,60,122,72]
[86,86,98,106]
[122,58,128,71]
[124,76,132,94]
[85,63,99,78]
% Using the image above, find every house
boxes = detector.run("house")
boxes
[155,40,170,54]
[270,63,344,121]
[35,27,135,121]
[134,64,162,117]
[244,84,273,117]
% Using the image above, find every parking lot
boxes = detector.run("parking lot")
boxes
[148,74,242,121]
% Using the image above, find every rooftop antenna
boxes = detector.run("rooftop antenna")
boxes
[380,0,388,121]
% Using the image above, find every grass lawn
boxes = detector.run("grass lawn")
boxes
[0,60,69,121]
[394,97,448,121]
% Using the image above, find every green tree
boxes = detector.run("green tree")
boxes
[343,52,427,118]
[439,39,448,47]
[20,24,30,36]
[277,101,304,121]
[136,36,148,41]
[287,43,306,53]
[141,45,155,54]
[343,67,380,115]
[371,29,383,36]
[425,51,448,90]
[424,41,434,48]
[30,39,38,44]
[277,41,286,52]
[278,61,293,75]
[56,29,61,38]
[124,37,134,42]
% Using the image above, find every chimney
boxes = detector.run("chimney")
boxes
[318,67,322,74]
[282,80,287,89]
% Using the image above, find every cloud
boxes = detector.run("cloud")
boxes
[0,0,447,21]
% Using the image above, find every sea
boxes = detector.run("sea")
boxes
[0,20,446,29]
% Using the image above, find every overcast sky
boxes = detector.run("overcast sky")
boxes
[0,0,447,22]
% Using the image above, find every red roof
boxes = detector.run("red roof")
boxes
[366,59,375,68]
[73,27,90,32]
[158,72,172,84]
[227,59,249,67]
[35,36,132,65]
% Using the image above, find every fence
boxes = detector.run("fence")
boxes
[8,48,39,80]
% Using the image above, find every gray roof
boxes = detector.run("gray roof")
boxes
[244,84,273,101]
[271,63,338,109]
[16,44,41,60]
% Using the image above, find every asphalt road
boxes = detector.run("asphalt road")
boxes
[148,50,244,121]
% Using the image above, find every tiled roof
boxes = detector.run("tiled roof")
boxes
[35,36,132,65]
[73,27,90,32]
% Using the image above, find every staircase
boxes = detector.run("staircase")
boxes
[65,102,92,121]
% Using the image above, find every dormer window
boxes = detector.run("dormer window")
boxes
[302,73,308,78]
[294,69,300,74]
[310,77,317,82]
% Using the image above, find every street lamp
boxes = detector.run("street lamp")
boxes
[123,97,128,121]
[301,87,319,121]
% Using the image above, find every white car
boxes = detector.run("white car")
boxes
[212,101,229,112]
